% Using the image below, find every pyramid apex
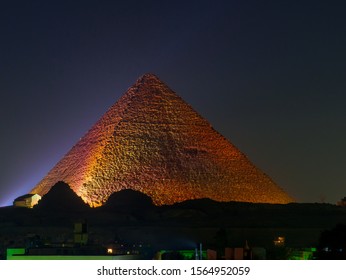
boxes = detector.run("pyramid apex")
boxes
[139,72,160,79]
[136,73,162,84]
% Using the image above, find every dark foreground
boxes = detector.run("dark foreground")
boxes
[1,189,346,259]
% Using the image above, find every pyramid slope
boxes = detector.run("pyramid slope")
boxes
[31,74,293,206]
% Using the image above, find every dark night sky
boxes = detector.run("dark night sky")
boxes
[1,0,346,206]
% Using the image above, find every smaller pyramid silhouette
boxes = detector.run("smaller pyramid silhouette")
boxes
[34,181,89,211]
[104,189,154,211]
[31,74,293,206]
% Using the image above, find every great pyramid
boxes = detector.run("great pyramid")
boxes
[31,74,293,207]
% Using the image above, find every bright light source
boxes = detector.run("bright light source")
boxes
[274,236,285,246]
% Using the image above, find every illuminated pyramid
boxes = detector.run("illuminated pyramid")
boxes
[31,74,293,207]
